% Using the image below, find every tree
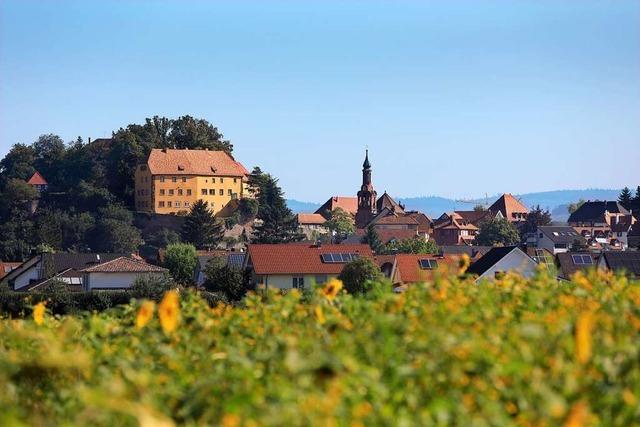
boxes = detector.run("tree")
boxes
[324,208,355,243]
[164,243,198,285]
[148,228,181,249]
[567,199,585,215]
[520,205,552,239]
[632,186,640,212]
[129,274,175,300]
[181,200,224,249]
[0,143,36,186]
[203,257,249,301]
[473,204,486,212]
[338,257,384,295]
[382,237,439,255]
[90,204,142,253]
[361,225,384,254]
[474,218,520,246]
[32,134,66,186]
[251,171,303,244]
[618,187,633,209]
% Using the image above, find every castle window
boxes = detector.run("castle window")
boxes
[160,176,165,183]
[172,177,177,183]
[160,189,165,196]
[187,189,192,196]
[228,189,232,196]
[182,177,187,182]
[201,189,207,195]
[175,201,181,208]
[219,189,224,196]
[159,201,165,208]
[169,189,174,195]
[209,189,215,195]
[184,202,190,207]
[178,189,183,196]
[220,178,224,183]
[167,201,172,207]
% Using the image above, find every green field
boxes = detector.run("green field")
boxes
[1,269,639,426]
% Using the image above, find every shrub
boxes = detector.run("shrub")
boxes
[203,257,250,301]
[129,274,176,301]
[338,257,384,294]
[163,243,197,285]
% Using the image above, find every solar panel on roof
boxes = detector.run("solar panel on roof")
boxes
[419,259,438,270]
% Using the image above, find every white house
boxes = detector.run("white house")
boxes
[466,246,538,282]
[81,257,167,290]
[533,226,586,255]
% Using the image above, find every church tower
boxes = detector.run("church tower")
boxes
[355,149,377,228]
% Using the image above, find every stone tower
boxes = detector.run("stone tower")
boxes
[355,149,377,229]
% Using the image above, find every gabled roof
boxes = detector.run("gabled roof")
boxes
[538,226,585,245]
[372,215,419,226]
[376,192,404,214]
[556,252,597,279]
[433,214,478,231]
[146,148,249,177]
[439,245,492,259]
[297,213,327,225]
[568,201,630,223]
[392,254,460,284]
[454,210,493,225]
[246,244,373,275]
[600,252,640,277]
[466,246,520,276]
[315,196,358,218]
[27,171,48,185]
[488,194,529,219]
[81,257,167,273]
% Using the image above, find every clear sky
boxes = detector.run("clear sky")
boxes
[1,1,638,202]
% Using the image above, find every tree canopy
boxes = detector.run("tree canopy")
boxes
[474,218,520,246]
[181,200,224,250]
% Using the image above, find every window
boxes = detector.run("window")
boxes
[175,201,181,208]
[169,189,174,195]
[212,178,216,183]
[292,277,304,289]
[219,189,224,196]
[314,275,328,285]
[571,254,593,265]
[172,177,177,183]
[184,201,190,208]
[159,201,165,207]
[228,189,232,196]
[234,178,237,183]
[419,259,438,270]
[220,178,224,183]
[178,189,183,196]
[168,201,173,207]
[159,189,165,196]
[160,176,165,183]
[187,189,192,196]
[201,189,207,195]
[182,177,187,183]
[209,189,215,195]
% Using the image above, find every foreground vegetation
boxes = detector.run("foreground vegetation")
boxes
[1,268,639,426]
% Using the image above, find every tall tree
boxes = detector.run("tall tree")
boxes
[618,187,633,209]
[474,218,520,246]
[361,225,384,254]
[251,172,303,244]
[89,204,142,253]
[324,208,355,243]
[181,200,224,249]
[164,243,198,285]
[520,205,552,239]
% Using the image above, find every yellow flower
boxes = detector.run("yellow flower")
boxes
[314,305,326,325]
[221,413,240,427]
[158,290,180,334]
[322,279,343,301]
[564,401,588,427]
[575,312,594,365]
[33,302,46,325]
[136,300,155,329]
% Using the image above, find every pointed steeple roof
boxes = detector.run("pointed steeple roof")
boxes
[362,149,371,169]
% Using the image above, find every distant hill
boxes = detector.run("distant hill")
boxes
[288,189,622,221]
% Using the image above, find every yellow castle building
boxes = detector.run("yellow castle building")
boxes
[134,148,249,215]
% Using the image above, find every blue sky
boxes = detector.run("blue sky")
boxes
[1,1,638,202]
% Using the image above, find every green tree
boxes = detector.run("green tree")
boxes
[618,187,633,209]
[382,237,439,255]
[361,225,384,254]
[474,218,520,246]
[571,238,589,252]
[324,208,355,243]
[251,172,303,244]
[520,205,552,239]
[203,257,249,301]
[32,134,66,186]
[182,200,224,249]
[338,257,384,295]
[0,143,36,185]
[90,204,142,253]
[148,228,181,248]
[164,243,198,285]
[129,274,175,301]
[473,204,486,212]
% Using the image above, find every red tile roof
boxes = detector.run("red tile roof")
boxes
[488,194,529,220]
[146,148,249,177]
[297,213,327,225]
[247,244,373,275]
[315,196,358,217]
[373,215,420,226]
[392,254,461,284]
[27,171,48,185]
[81,257,167,273]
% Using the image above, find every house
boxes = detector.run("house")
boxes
[244,243,374,290]
[81,257,167,290]
[432,213,479,246]
[488,194,529,223]
[193,251,246,286]
[452,210,497,227]
[27,171,48,193]
[315,196,358,219]
[296,213,329,240]
[390,254,461,287]
[556,252,598,280]
[568,201,633,232]
[134,148,249,215]
[4,253,130,291]
[597,252,640,278]
[532,226,586,255]
[466,246,538,282]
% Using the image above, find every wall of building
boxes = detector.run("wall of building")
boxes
[476,250,537,282]
[85,272,162,290]
[257,274,336,290]
[12,262,41,290]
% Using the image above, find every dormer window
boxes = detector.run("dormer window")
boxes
[210,166,217,173]
[178,164,185,171]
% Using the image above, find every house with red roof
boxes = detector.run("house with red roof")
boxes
[488,194,529,223]
[27,171,48,193]
[296,213,329,239]
[81,256,167,290]
[390,254,461,288]
[244,243,374,290]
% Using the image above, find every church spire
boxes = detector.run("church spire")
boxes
[363,149,371,169]
[355,149,377,229]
